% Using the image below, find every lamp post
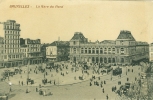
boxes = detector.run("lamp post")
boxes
[9,82,12,92]
[26,60,30,93]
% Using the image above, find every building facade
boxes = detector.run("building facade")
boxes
[46,46,57,61]
[20,38,42,65]
[46,41,70,62]
[0,37,4,67]
[69,31,149,65]
[3,20,23,67]
[149,43,153,62]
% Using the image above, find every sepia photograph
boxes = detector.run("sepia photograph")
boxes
[0,0,153,100]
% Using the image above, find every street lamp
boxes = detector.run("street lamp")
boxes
[9,82,12,92]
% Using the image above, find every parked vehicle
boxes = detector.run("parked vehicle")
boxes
[113,67,122,75]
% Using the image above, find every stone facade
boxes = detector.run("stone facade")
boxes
[0,37,4,67]
[3,20,23,67]
[69,31,149,65]
[20,38,42,65]
[46,41,70,62]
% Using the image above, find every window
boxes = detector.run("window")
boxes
[85,48,87,53]
[100,57,103,63]
[117,48,119,53]
[104,58,107,63]
[112,48,115,54]
[92,57,95,63]
[73,41,76,45]
[108,58,111,63]
[108,48,111,54]
[112,58,115,63]
[73,48,76,53]
[104,48,107,54]
[121,48,124,54]
[121,58,124,63]
[100,48,103,54]
[88,48,91,54]
[120,40,124,45]
[96,48,99,54]
[92,48,95,54]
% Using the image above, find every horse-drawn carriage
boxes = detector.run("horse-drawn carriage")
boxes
[39,88,52,96]
[113,67,122,76]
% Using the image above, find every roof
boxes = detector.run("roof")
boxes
[117,30,135,41]
[100,40,116,44]
[70,32,87,42]
[49,41,70,46]
[136,41,149,46]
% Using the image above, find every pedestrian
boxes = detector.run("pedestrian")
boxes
[90,82,92,86]
[106,94,108,100]
[102,88,104,93]
[127,77,129,81]
[21,81,23,86]
[104,80,106,84]
[54,80,55,85]
[19,81,20,85]
[10,87,12,92]
[101,83,103,88]
[112,87,113,92]
[135,77,137,81]
[36,87,38,92]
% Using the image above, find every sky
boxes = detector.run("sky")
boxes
[0,0,153,43]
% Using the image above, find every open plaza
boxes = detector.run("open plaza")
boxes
[0,61,144,100]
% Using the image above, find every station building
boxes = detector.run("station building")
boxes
[69,31,149,65]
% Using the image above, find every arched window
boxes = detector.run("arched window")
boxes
[92,48,95,54]
[112,48,115,54]
[104,48,107,54]
[85,48,87,53]
[73,48,76,53]
[104,57,107,63]
[108,58,111,63]
[73,57,76,62]
[92,57,95,63]
[88,48,91,54]
[96,57,99,63]
[121,48,124,54]
[100,57,103,63]
[81,48,84,53]
[112,58,115,63]
[100,48,103,54]
[96,48,99,54]
[121,58,124,63]
[108,48,111,54]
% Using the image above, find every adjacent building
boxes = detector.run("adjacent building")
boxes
[69,31,149,65]
[0,20,43,67]
[46,41,70,62]
[3,20,23,67]
[0,37,4,67]
[20,38,42,65]
[149,43,153,62]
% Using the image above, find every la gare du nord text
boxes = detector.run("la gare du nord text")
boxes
[10,5,63,8]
